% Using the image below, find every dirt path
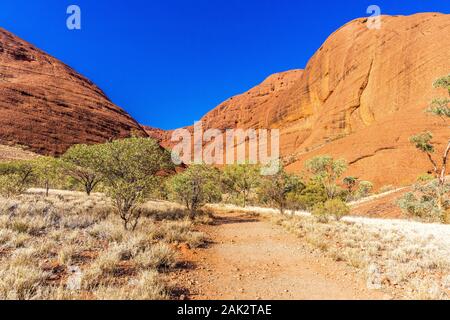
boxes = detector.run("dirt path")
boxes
[173,211,386,300]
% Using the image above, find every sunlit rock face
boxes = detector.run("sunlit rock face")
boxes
[0,28,147,155]
[157,13,450,187]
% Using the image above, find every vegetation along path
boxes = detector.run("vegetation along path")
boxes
[172,210,386,300]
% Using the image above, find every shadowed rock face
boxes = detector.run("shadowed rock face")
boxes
[0,28,147,155]
[153,13,450,187]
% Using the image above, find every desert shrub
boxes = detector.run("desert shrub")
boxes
[0,265,47,300]
[153,220,207,248]
[355,181,374,199]
[312,198,350,222]
[258,166,304,214]
[286,180,327,210]
[135,243,177,269]
[32,157,63,196]
[94,137,173,230]
[407,75,450,214]
[343,176,358,194]
[0,161,35,197]
[0,174,28,198]
[167,164,221,218]
[93,270,167,300]
[398,181,450,222]
[221,163,261,207]
[305,155,347,199]
[62,144,104,195]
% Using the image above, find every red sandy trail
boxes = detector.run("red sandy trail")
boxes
[171,210,386,300]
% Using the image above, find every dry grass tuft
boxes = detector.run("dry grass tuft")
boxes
[262,212,450,300]
[0,190,208,300]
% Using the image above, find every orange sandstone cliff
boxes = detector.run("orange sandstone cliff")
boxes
[152,13,450,187]
[0,28,147,155]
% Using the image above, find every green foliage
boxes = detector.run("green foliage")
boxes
[94,137,173,230]
[62,144,104,195]
[343,176,358,193]
[405,75,450,221]
[433,74,450,95]
[306,156,347,199]
[0,161,35,197]
[258,166,304,214]
[410,132,435,153]
[398,181,450,222]
[222,163,261,207]
[168,164,221,217]
[287,180,327,211]
[32,156,62,196]
[356,181,373,199]
[427,98,450,118]
[312,198,350,222]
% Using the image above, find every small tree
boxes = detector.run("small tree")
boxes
[306,156,347,199]
[259,166,304,214]
[0,161,35,197]
[96,137,173,230]
[222,163,261,207]
[343,176,358,194]
[398,181,449,222]
[168,164,221,218]
[287,180,327,211]
[62,144,103,195]
[356,180,374,199]
[313,198,350,223]
[32,156,62,196]
[409,74,450,211]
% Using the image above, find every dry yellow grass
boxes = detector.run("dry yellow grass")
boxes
[0,145,39,162]
[0,190,208,300]
[264,213,450,300]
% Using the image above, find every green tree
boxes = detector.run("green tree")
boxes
[168,164,221,218]
[306,156,347,199]
[398,181,449,223]
[356,180,373,199]
[343,176,358,194]
[259,166,304,214]
[96,137,173,230]
[32,156,62,196]
[0,160,35,197]
[313,198,350,222]
[62,144,104,195]
[410,74,450,212]
[222,163,261,207]
[287,180,327,210]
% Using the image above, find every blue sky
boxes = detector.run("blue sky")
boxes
[0,1,449,129]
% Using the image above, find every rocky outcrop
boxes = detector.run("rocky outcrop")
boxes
[156,13,450,187]
[143,126,174,150]
[0,28,147,155]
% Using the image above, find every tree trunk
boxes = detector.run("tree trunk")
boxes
[436,140,450,212]
[426,152,439,179]
[85,183,92,196]
[45,181,49,197]
[189,208,196,220]
[439,140,450,188]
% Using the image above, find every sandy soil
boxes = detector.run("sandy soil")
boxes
[349,188,409,219]
[171,210,386,300]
